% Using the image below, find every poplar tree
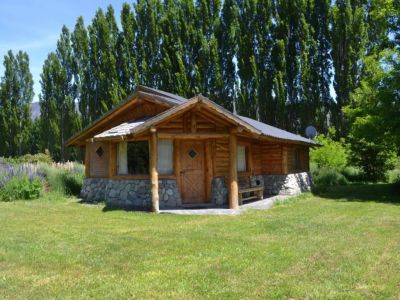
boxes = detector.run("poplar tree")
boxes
[236,0,259,119]
[39,53,60,158]
[0,50,33,156]
[158,0,189,95]
[39,27,80,161]
[134,0,163,86]
[331,0,368,135]
[116,3,139,97]
[217,0,239,111]
[88,7,123,119]
[303,0,332,133]
[72,16,92,127]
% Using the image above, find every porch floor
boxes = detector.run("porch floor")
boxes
[160,194,296,215]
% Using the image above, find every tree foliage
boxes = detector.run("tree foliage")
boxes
[0,0,397,170]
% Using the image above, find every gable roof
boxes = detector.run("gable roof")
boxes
[65,85,186,146]
[238,116,317,145]
[67,86,319,147]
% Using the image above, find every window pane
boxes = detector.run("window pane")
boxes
[237,145,246,172]
[127,141,149,175]
[157,140,173,175]
[117,142,128,175]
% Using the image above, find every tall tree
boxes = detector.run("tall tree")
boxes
[116,3,139,97]
[88,6,123,119]
[217,0,239,111]
[158,0,189,95]
[72,16,92,127]
[0,50,33,156]
[331,0,368,135]
[134,0,163,87]
[39,26,80,161]
[39,53,60,159]
[303,0,333,133]
[56,26,80,161]
[236,0,260,119]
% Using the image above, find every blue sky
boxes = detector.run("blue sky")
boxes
[0,0,128,102]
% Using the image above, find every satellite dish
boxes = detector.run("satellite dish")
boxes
[305,126,317,139]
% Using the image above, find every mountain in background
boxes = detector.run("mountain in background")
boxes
[31,102,41,119]
[30,102,79,119]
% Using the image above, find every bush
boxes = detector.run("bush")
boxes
[38,162,84,196]
[391,175,400,194]
[310,128,348,171]
[312,167,349,194]
[341,166,365,182]
[60,171,84,196]
[0,176,42,202]
[1,153,53,165]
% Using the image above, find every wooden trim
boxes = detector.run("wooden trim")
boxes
[191,113,197,133]
[174,140,182,206]
[158,133,229,139]
[150,128,159,212]
[205,140,213,201]
[109,143,117,177]
[84,144,90,177]
[229,132,239,209]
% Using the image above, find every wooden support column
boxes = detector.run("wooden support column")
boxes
[150,127,159,213]
[229,131,239,209]
[84,143,90,177]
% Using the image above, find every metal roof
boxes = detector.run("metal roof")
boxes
[137,86,187,105]
[238,115,319,145]
[94,119,147,139]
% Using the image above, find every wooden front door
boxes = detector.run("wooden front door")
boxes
[180,140,206,204]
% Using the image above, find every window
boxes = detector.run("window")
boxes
[237,145,247,172]
[157,140,173,175]
[294,148,302,171]
[117,141,149,175]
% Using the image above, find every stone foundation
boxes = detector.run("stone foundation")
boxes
[81,178,180,210]
[263,172,311,195]
[80,172,311,210]
[211,177,228,206]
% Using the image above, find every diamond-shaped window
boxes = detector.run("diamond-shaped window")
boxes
[96,146,104,157]
[188,149,197,159]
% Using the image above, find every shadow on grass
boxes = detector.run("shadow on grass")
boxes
[316,183,400,205]
[101,205,151,213]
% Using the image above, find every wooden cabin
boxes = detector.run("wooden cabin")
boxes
[66,86,318,211]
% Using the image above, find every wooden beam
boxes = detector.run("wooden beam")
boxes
[109,143,117,177]
[205,140,214,202]
[149,128,159,213]
[191,113,197,133]
[229,132,239,209]
[158,133,229,139]
[85,143,90,177]
[174,140,182,206]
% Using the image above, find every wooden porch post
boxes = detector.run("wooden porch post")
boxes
[150,127,159,212]
[229,131,239,209]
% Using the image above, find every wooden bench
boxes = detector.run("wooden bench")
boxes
[238,176,264,205]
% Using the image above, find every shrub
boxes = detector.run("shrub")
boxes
[341,166,365,182]
[312,167,349,194]
[310,128,348,171]
[391,175,400,194]
[60,171,84,196]
[0,153,53,165]
[38,162,84,196]
[0,176,42,202]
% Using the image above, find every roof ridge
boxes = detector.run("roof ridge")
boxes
[137,85,188,103]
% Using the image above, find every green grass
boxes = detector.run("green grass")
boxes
[1,185,400,299]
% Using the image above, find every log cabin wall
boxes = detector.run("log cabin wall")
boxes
[88,141,109,178]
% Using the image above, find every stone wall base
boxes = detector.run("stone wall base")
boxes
[81,178,180,210]
[80,172,311,210]
[263,172,311,195]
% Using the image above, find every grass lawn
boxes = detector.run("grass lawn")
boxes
[1,184,400,299]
